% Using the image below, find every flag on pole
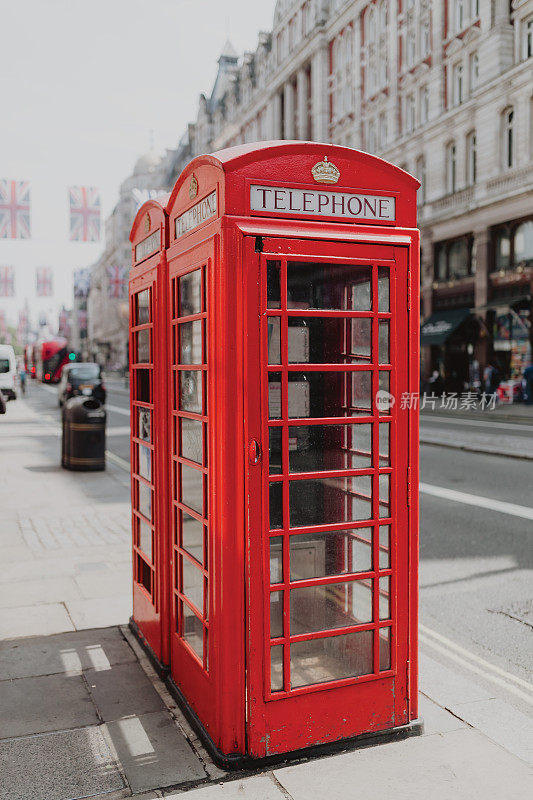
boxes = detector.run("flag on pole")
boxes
[36,267,53,297]
[73,267,91,297]
[69,186,101,242]
[0,266,15,296]
[106,264,126,298]
[58,307,70,337]
[0,179,31,239]
[78,310,88,331]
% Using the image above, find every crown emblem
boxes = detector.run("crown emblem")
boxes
[189,174,199,199]
[144,212,150,233]
[311,156,340,184]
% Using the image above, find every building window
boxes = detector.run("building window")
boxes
[514,221,533,266]
[434,236,472,281]
[469,52,479,92]
[503,108,514,169]
[446,141,457,193]
[379,112,388,149]
[368,8,376,44]
[470,0,479,18]
[421,20,430,57]
[454,0,465,33]
[416,156,426,205]
[466,131,477,185]
[494,229,511,270]
[367,120,376,153]
[405,94,415,133]
[406,31,416,67]
[453,62,464,105]
[419,85,429,125]
[492,219,533,271]
[524,18,533,60]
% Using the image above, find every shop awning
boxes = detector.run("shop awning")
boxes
[420,308,472,345]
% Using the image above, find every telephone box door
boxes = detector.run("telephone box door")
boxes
[245,235,412,757]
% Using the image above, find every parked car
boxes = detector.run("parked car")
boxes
[0,344,17,400]
[58,362,106,406]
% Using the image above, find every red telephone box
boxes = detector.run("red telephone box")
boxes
[129,195,171,665]
[131,141,421,764]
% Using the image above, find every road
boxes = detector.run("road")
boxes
[24,380,533,719]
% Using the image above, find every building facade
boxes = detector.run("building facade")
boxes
[180,0,533,388]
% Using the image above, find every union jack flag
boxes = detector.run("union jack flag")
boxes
[36,267,53,297]
[78,310,88,330]
[69,186,101,242]
[73,267,91,297]
[106,264,127,299]
[0,266,15,296]
[0,179,31,239]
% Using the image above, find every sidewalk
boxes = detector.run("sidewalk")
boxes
[1,398,532,799]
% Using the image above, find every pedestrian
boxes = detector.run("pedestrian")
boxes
[19,364,27,396]
[483,362,500,396]
[522,361,533,405]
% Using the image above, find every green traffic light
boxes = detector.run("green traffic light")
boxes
[68,352,76,361]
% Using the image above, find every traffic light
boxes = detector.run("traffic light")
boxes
[68,351,76,361]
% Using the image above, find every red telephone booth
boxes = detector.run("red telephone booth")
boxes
[132,141,421,764]
[129,195,171,665]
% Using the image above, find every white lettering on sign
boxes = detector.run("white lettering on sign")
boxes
[135,229,161,262]
[175,191,217,238]
[250,185,395,222]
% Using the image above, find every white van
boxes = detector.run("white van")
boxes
[0,344,17,400]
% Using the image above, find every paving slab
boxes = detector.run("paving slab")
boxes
[85,661,165,722]
[164,775,287,800]
[75,568,131,600]
[0,575,81,609]
[273,727,533,800]
[0,726,124,800]
[450,697,533,766]
[417,693,466,736]
[106,711,206,793]
[65,595,132,630]
[0,673,98,738]
[0,602,74,640]
[419,651,494,707]
[0,627,136,680]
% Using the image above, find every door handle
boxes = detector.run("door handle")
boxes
[248,439,261,465]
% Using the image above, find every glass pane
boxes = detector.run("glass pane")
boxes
[268,317,281,364]
[288,423,372,472]
[181,464,203,516]
[378,321,390,363]
[182,602,203,661]
[290,529,372,579]
[288,262,372,311]
[379,576,391,620]
[269,482,283,529]
[269,427,282,474]
[379,627,391,671]
[349,318,372,363]
[179,321,202,364]
[179,270,201,316]
[379,525,390,568]
[288,320,310,363]
[378,267,390,311]
[287,317,356,364]
[138,444,151,481]
[270,536,283,583]
[290,629,373,688]
[179,370,203,413]
[270,590,283,638]
[138,518,152,561]
[181,418,203,464]
[136,290,150,324]
[136,329,150,363]
[182,557,203,613]
[379,423,390,465]
[268,373,282,419]
[271,645,284,692]
[291,579,373,635]
[351,371,372,415]
[135,369,150,403]
[267,260,281,309]
[378,371,391,415]
[289,475,372,527]
[138,407,151,442]
[288,376,310,417]
[138,481,152,522]
[182,512,204,563]
[379,473,390,518]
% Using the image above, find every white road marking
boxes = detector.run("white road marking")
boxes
[420,482,533,521]
[106,450,130,471]
[105,403,130,416]
[420,415,533,433]
[419,627,533,706]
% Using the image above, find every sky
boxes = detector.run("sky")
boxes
[0,0,276,328]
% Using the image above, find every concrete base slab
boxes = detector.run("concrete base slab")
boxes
[0,673,98,738]
[0,627,136,680]
[418,693,466,736]
[65,596,132,630]
[106,711,206,792]
[0,726,124,800]
[165,775,286,800]
[0,603,74,640]
[85,662,165,722]
[451,697,533,766]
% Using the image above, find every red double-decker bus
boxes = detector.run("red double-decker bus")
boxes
[35,338,70,383]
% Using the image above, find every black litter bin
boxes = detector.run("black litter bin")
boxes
[62,397,106,471]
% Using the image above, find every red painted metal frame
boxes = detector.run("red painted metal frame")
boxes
[129,196,171,666]
[129,142,419,762]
